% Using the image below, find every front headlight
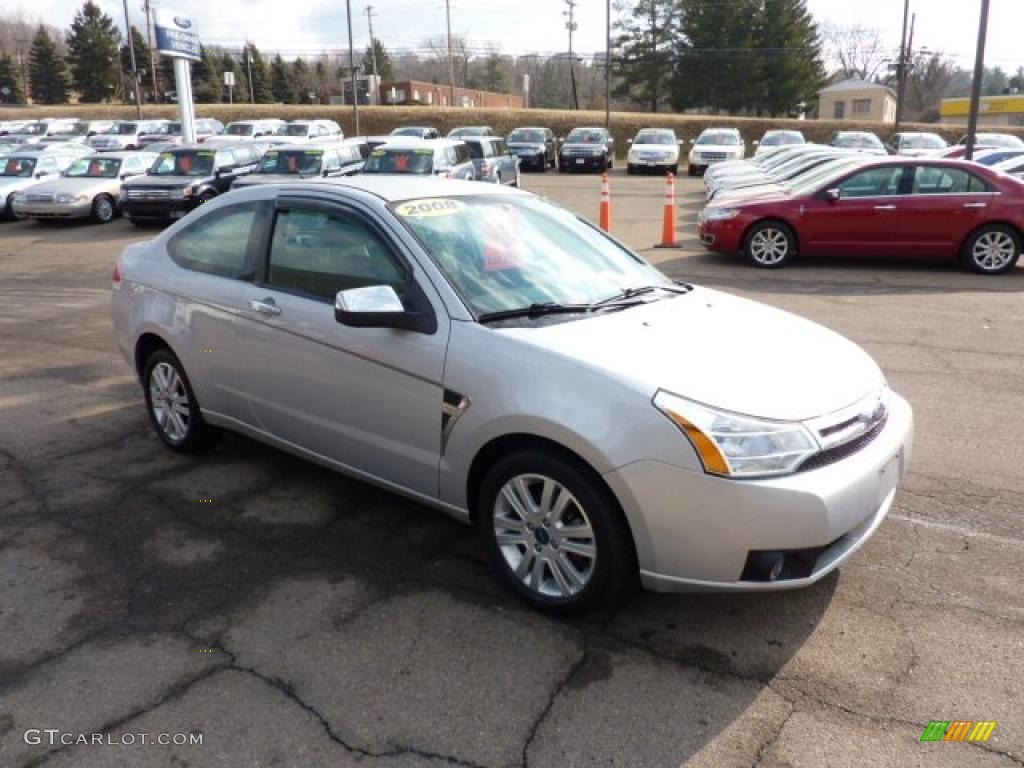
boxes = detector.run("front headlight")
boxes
[654,391,819,478]
[702,207,741,222]
[179,186,194,198]
[55,193,88,204]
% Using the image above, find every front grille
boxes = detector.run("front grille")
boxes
[564,147,601,157]
[24,193,54,203]
[799,414,888,472]
[127,189,173,200]
[699,151,728,161]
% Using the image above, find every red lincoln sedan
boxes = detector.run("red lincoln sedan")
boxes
[697,158,1024,274]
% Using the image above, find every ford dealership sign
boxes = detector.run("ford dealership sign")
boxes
[154,9,200,61]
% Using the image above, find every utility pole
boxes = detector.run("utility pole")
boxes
[346,0,360,135]
[122,0,142,117]
[964,0,991,161]
[564,0,578,110]
[893,0,910,131]
[445,0,456,107]
[365,5,379,104]
[244,45,254,103]
[15,40,29,102]
[143,0,158,103]
[604,0,611,128]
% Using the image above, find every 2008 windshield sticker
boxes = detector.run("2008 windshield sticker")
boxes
[395,199,466,218]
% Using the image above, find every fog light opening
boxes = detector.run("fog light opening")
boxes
[746,551,785,582]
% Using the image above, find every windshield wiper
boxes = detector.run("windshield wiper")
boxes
[477,302,595,323]
[591,283,691,307]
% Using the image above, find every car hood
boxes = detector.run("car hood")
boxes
[22,176,118,196]
[631,143,678,153]
[124,175,204,188]
[0,176,43,193]
[499,286,882,421]
[562,142,607,151]
[710,184,793,205]
[508,142,546,151]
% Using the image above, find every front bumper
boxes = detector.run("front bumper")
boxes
[697,215,751,254]
[560,154,606,170]
[122,197,196,220]
[13,200,92,219]
[604,393,913,592]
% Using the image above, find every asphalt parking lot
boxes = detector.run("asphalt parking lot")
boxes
[1,168,1022,768]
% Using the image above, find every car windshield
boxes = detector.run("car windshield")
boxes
[110,123,139,135]
[392,127,428,137]
[277,124,311,136]
[634,132,675,145]
[902,134,946,149]
[762,132,804,146]
[697,132,740,146]
[22,123,46,135]
[64,157,121,178]
[833,133,883,149]
[226,124,253,136]
[363,148,435,174]
[2,157,36,177]
[150,150,215,176]
[258,149,324,174]
[393,195,672,317]
[566,130,606,144]
[509,129,544,143]
[451,128,488,136]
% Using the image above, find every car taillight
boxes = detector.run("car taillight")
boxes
[112,261,122,289]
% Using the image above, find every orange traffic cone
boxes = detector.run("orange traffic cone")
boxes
[656,172,682,249]
[599,172,612,232]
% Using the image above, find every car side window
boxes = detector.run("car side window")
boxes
[38,157,59,174]
[838,167,904,198]
[324,150,341,171]
[912,166,989,194]
[266,208,406,302]
[456,145,471,164]
[168,202,261,279]
[496,139,508,154]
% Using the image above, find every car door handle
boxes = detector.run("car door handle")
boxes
[963,202,987,208]
[248,298,281,317]
[874,204,896,211]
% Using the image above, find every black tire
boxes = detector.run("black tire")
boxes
[476,449,637,615]
[142,348,218,453]
[959,224,1022,275]
[670,163,679,176]
[607,155,614,170]
[626,164,635,176]
[687,164,697,177]
[7,193,25,220]
[91,194,116,223]
[743,220,796,269]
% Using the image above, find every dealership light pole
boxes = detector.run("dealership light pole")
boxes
[365,4,379,104]
[122,0,142,117]
[346,0,360,135]
[605,0,611,129]
[143,0,159,103]
[964,0,991,161]
[893,0,910,131]
[445,0,456,107]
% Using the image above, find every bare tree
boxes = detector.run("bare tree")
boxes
[905,52,962,121]
[821,22,888,82]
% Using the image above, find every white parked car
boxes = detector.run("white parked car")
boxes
[753,130,806,157]
[88,120,169,152]
[626,128,682,175]
[887,132,949,156]
[688,128,745,176]
[1,149,83,219]
[273,120,343,144]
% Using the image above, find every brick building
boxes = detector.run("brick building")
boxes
[378,81,523,109]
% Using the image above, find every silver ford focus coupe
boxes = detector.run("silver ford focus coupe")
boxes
[111,177,913,614]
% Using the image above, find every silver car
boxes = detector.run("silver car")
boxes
[111,177,913,614]
[12,152,155,223]
[88,120,168,152]
[1,149,85,219]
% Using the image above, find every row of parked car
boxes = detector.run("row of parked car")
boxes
[694,135,1024,275]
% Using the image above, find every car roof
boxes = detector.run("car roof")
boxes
[288,175,526,202]
[569,126,608,132]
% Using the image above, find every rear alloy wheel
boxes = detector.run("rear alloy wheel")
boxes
[744,221,795,269]
[961,225,1021,275]
[143,349,217,452]
[91,194,115,223]
[478,451,636,614]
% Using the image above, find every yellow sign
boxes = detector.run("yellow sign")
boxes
[941,95,1024,117]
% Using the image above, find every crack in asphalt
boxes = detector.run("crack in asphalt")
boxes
[520,637,589,768]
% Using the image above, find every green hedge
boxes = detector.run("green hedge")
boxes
[3,104,1020,157]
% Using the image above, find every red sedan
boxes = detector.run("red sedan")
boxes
[697,158,1024,274]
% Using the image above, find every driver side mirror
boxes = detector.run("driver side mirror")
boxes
[825,188,841,202]
[334,285,435,334]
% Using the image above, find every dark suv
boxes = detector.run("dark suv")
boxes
[121,143,261,225]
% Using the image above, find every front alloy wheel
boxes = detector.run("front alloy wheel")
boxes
[744,221,794,268]
[477,451,636,614]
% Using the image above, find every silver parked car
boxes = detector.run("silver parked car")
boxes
[111,177,913,614]
[12,152,156,223]
[232,144,364,188]
[1,149,86,219]
[462,136,520,186]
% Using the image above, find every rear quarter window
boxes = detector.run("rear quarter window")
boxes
[167,201,265,279]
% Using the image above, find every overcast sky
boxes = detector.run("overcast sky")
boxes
[8,0,1023,74]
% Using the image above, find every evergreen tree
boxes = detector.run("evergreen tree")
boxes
[158,55,177,99]
[28,26,70,105]
[292,58,315,103]
[0,53,26,104]
[220,52,247,104]
[194,48,222,103]
[270,53,297,103]
[362,39,393,82]
[481,53,507,93]
[66,1,121,102]
[241,43,272,103]
[672,0,760,113]
[612,0,677,112]
[752,0,825,116]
